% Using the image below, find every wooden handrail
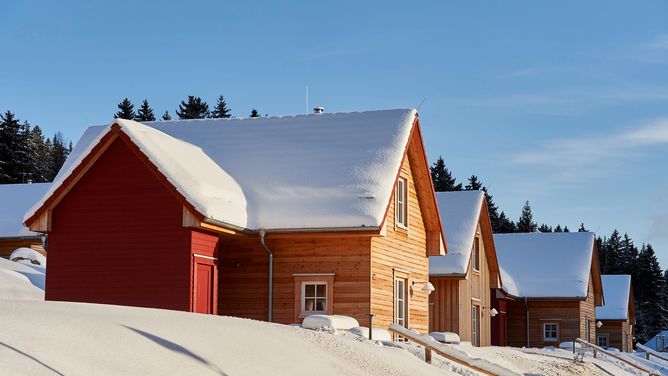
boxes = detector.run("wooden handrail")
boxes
[637,343,668,363]
[575,338,660,376]
[388,324,519,376]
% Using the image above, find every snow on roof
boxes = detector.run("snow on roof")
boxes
[0,183,50,237]
[25,109,418,231]
[494,232,595,298]
[429,190,484,275]
[596,275,631,320]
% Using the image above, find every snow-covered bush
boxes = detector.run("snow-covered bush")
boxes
[10,247,46,266]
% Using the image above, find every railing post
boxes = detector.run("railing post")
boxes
[367,313,375,340]
[593,348,597,358]
[573,340,576,354]
[646,352,650,360]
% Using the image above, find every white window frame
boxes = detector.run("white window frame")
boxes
[396,177,408,228]
[472,235,480,272]
[394,277,407,327]
[301,281,328,314]
[597,334,609,348]
[543,323,559,341]
[472,303,481,346]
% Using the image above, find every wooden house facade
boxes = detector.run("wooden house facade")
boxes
[428,190,501,346]
[24,109,445,332]
[0,183,49,259]
[494,232,604,348]
[596,275,635,352]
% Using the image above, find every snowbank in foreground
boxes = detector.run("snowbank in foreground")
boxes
[0,300,452,376]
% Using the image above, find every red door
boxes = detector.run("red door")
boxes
[194,262,214,314]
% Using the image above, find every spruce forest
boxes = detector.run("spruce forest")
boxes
[431,155,668,344]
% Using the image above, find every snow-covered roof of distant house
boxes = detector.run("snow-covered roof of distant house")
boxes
[644,331,668,351]
[494,232,596,298]
[596,275,631,320]
[0,183,50,238]
[25,109,420,231]
[429,190,485,275]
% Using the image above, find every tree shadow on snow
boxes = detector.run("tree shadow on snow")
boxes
[123,325,228,376]
[0,341,64,375]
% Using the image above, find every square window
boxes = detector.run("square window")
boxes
[543,323,558,341]
[302,282,328,314]
[597,335,609,348]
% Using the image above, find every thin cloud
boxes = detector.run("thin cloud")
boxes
[647,34,668,50]
[511,117,668,168]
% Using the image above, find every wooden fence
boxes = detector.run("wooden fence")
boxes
[574,338,660,376]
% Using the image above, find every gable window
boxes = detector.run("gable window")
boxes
[543,323,558,341]
[597,334,609,348]
[396,177,408,228]
[293,274,334,321]
[472,236,480,272]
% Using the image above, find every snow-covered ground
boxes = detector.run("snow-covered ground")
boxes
[0,257,662,375]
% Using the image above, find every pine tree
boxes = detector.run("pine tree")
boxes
[135,100,156,122]
[114,98,136,120]
[563,226,570,232]
[496,211,517,233]
[162,111,172,121]
[176,96,209,119]
[47,132,70,180]
[249,108,260,118]
[482,187,501,233]
[635,244,668,343]
[465,175,482,190]
[538,224,552,232]
[578,223,588,232]
[516,201,537,232]
[554,225,563,232]
[620,233,639,281]
[430,156,462,192]
[209,95,232,118]
[0,111,23,183]
[28,126,50,182]
[603,230,623,274]
[15,122,32,183]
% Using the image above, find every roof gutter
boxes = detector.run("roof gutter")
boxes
[259,230,273,323]
[202,217,383,235]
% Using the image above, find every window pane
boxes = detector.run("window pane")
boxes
[305,298,315,311]
[316,284,326,297]
[315,299,326,311]
[305,284,315,297]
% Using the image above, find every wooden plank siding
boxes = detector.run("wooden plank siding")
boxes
[506,299,582,347]
[0,238,45,259]
[429,224,492,346]
[598,319,633,352]
[580,273,597,343]
[371,154,430,333]
[46,137,193,311]
[218,235,371,324]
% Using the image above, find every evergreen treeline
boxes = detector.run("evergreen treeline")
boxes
[112,95,258,121]
[431,155,668,343]
[0,111,71,183]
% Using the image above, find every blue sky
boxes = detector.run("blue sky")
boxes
[2,1,668,265]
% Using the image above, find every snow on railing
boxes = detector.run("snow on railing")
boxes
[637,343,668,363]
[388,323,520,376]
[574,338,660,376]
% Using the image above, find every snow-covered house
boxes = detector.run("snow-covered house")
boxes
[428,190,501,346]
[0,183,49,259]
[596,274,635,352]
[23,109,445,333]
[494,232,604,348]
[645,330,668,352]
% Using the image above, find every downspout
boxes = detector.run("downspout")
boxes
[259,230,273,322]
[524,297,529,347]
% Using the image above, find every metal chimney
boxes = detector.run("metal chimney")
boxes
[313,106,325,114]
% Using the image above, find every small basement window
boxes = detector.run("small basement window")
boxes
[597,335,609,348]
[293,273,334,321]
[543,323,559,341]
[396,177,408,228]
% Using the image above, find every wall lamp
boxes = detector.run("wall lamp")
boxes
[412,281,435,294]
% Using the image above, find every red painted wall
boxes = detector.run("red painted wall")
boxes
[47,137,194,311]
[491,291,508,346]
